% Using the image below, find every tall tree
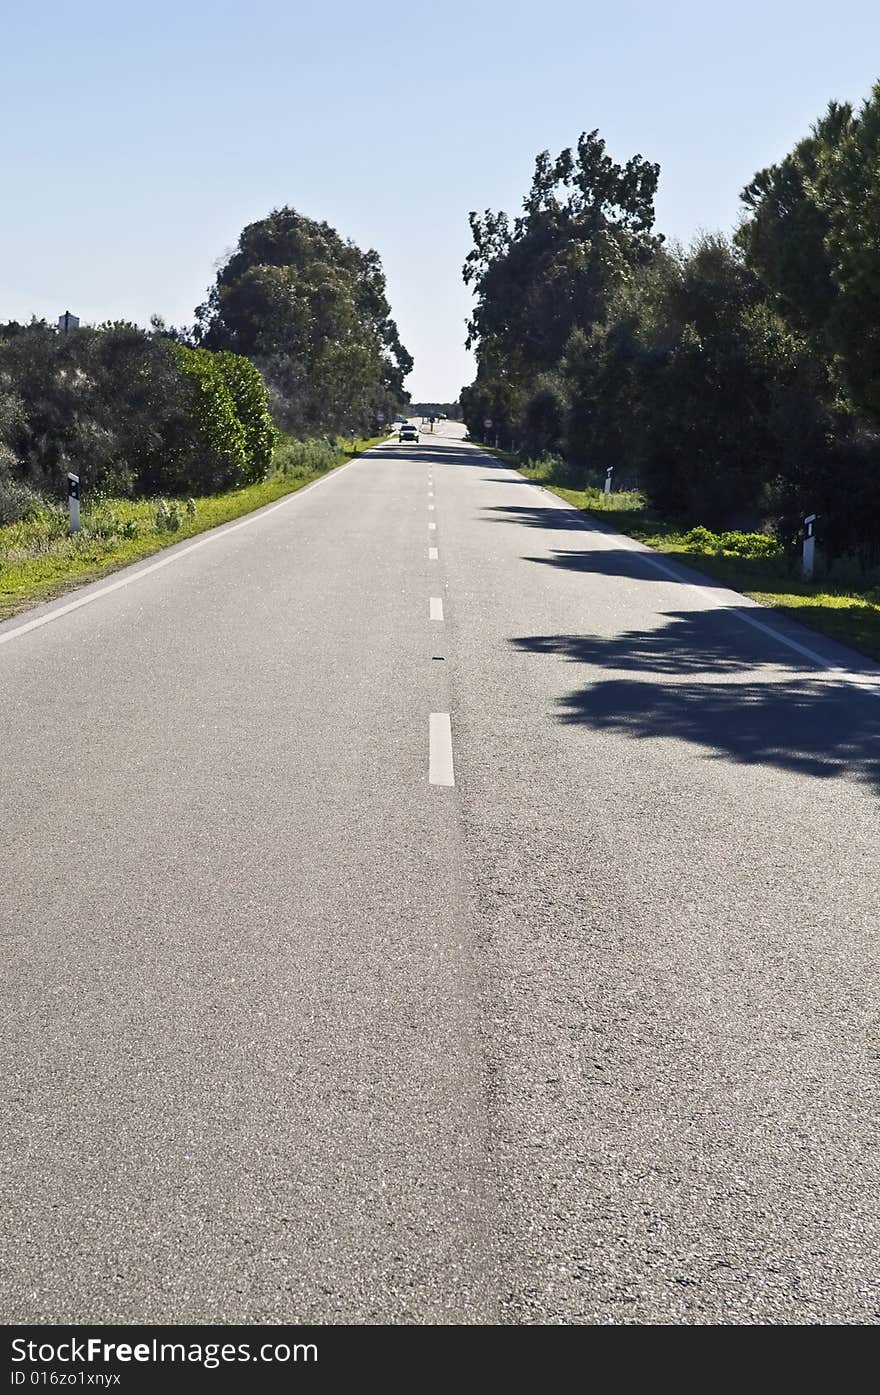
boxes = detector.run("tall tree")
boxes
[463,131,662,416]
[195,207,411,433]
[737,86,880,422]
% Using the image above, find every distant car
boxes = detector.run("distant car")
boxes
[398,424,419,443]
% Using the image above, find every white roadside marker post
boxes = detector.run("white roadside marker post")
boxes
[68,472,80,535]
[604,466,614,501]
[802,513,817,579]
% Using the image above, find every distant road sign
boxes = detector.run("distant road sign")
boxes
[483,417,493,430]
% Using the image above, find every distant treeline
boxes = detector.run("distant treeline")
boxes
[410,401,462,419]
[461,85,880,567]
[0,207,412,522]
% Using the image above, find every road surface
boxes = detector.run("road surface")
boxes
[2,422,879,1323]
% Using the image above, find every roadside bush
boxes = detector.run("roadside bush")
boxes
[273,435,342,478]
[0,447,40,524]
[0,324,281,503]
[214,351,277,482]
[522,378,567,458]
[165,345,248,493]
[81,505,139,541]
[682,525,781,558]
[681,526,718,553]
[155,499,183,533]
[718,530,781,558]
[0,503,68,557]
[516,452,569,484]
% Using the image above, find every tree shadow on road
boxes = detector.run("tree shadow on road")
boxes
[368,442,492,469]
[483,503,584,529]
[512,614,880,792]
[478,476,538,484]
[528,547,880,667]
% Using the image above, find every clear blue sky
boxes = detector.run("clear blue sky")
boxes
[2,1,878,398]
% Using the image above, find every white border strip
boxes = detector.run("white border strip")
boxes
[0,451,367,648]
[492,455,880,702]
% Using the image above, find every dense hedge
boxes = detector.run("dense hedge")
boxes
[214,351,277,482]
[0,322,277,514]
[168,344,248,493]
[462,101,880,571]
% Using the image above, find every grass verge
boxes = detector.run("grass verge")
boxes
[0,435,383,622]
[507,453,880,663]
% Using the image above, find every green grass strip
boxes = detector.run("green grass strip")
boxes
[527,471,880,661]
[504,452,880,663]
[0,435,383,621]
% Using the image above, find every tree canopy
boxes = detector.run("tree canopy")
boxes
[736,84,880,422]
[461,111,880,568]
[195,206,412,434]
[463,131,662,427]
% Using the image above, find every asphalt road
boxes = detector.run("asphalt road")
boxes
[2,422,879,1324]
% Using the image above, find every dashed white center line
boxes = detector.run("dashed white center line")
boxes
[428,547,439,560]
[430,597,444,621]
[429,713,455,787]
[429,521,437,530]
[428,504,435,511]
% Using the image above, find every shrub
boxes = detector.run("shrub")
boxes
[682,525,781,559]
[273,435,342,478]
[155,499,183,533]
[165,345,248,493]
[718,530,781,558]
[82,506,138,541]
[522,379,567,458]
[0,447,40,524]
[517,452,568,483]
[682,526,719,553]
[214,351,277,482]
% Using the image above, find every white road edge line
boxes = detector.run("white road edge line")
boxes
[0,449,371,649]
[499,459,880,702]
[611,534,880,700]
[429,712,455,786]
[428,547,439,560]
[430,597,444,621]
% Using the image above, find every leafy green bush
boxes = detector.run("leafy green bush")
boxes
[0,503,68,557]
[273,435,344,478]
[682,525,780,558]
[155,499,183,533]
[682,526,719,553]
[0,449,40,525]
[166,345,248,493]
[214,351,277,482]
[718,530,781,558]
[522,379,567,458]
[0,321,357,512]
[517,452,567,481]
[82,506,138,542]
